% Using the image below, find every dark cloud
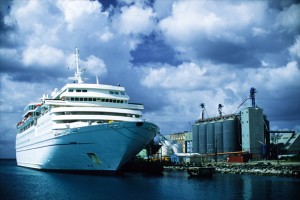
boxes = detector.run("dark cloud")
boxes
[267,0,298,10]
[130,34,181,66]
[0,4,19,47]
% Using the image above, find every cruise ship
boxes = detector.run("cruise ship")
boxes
[16,48,160,173]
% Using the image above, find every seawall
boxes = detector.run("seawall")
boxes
[164,161,300,178]
[212,162,300,177]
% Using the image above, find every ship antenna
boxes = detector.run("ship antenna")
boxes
[68,47,86,84]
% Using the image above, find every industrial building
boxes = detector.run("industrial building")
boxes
[192,106,269,160]
[159,87,299,162]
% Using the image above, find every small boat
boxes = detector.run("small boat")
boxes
[187,166,215,178]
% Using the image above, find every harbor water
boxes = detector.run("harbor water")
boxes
[1,160,299,200]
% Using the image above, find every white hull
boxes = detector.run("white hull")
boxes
[16,122,158,172]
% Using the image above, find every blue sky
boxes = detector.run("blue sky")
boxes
[0,0,299,158]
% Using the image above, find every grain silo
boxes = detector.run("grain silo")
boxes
[223,117,240,152]
[192,124,199,153]
[199,123,207,154]
[214,121,224,153]
[206,122,215,154]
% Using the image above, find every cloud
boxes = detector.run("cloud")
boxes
[276,3,300,33]
[57,0,104,31]
[159,1,267,44]
[115,4,156,35]
[22,45,65,67]
[141,62,207,89]
[66,52,107,78]
[289,36,300,59]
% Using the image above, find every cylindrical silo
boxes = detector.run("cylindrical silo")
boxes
[206,122,215,154]
[199,123,207,154]
[192,124,199,153]
[214,121,223,153]
[223,118,239,152]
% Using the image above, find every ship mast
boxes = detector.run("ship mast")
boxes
[68,47,86,84]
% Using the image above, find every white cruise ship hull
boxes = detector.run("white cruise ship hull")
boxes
[16,121,158,173]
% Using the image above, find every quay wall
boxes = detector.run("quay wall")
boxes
[164,162,300,178]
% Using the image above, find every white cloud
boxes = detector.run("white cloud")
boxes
[97,28,114,42]
[22,45,65,67]
[141,62,207,89]
[116,5,155,35]
[245,61,300,91]
[84,55,107,77]
[13,1,47,32]
[289,36,300,58]
[56,0,104,31]
[159,1,267,45]
[276,3,300,33]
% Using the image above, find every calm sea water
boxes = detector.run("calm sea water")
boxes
[0,159,299,200]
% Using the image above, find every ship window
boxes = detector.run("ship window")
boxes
[101,99,105,102]
[71,97,74,101]
[121,92,125,95]
[84,98,87,101]
[76,89,81,92]
[82,90,87,92]
[88,98,92,101]
[113,99,116,103]
[109,91,114,94]
[114,92,119,95]
[109,99,112,102]
[75,98,79,101]
[93,98,96,101]
[105,99,109,102]
[120,100,123,103]
[69,89,73,92]
[80,98,83,101]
